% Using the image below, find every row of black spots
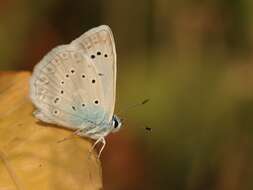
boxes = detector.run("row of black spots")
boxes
[78,101,98,107]
[54,97,60,104]
[70,69,75,74]
[72,104,86,111]
[81,74,96,84]
[90,51,108,59]
[66,71,88,80]
[72,106,76,111]
[65,69,76,78]
[70,101,98,112]
[53,109,59,115]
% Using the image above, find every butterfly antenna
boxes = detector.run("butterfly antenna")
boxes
[145,126,152,132]
[119,98,150,115]
[118,99,152,132]
[121,116,152,133]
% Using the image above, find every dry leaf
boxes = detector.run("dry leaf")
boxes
[0,72,103,190]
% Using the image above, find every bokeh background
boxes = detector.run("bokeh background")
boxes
[1,0,253,189]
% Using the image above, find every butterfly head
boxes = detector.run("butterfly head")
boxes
[111,115,122,133]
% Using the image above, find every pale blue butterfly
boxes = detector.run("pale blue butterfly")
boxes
[30,25,122,157]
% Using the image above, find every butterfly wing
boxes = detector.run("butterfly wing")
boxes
[71,25,117,122]
[30,44,108,130]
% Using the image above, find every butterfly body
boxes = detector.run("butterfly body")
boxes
[75,114,122,140]
[30,25,122,156]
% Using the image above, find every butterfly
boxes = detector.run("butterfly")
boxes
[29,25,122,157]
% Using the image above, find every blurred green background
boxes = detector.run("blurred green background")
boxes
[1,0,253,189]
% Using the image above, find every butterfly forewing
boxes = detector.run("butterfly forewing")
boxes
[71,25,116,121]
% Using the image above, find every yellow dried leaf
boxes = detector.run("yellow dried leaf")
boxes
[0,72,103,190]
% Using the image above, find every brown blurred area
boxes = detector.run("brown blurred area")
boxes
[1,0,253,189]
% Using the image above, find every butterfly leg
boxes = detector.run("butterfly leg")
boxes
[91,137,103,151]
[88,136,103,158]
[88,137,106,158]
[98,137,106,158]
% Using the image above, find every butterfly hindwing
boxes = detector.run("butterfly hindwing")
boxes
[30,44,108,130]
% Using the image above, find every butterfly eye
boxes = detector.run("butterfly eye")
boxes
[91,55,95,59]
[104,54,108,58]
[112,118,119,128]
[94,100,99,104]
[92,79,96,83]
